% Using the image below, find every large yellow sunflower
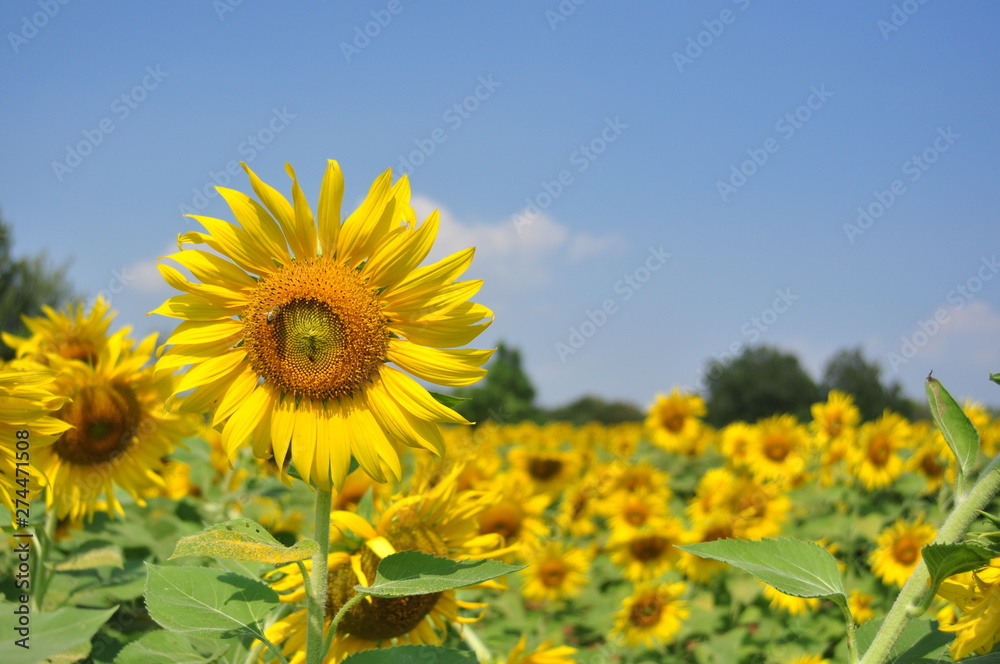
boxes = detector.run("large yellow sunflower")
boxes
[31,330,194,520]
[936,557,1000,659]
[263,467,507,662]
[869,514,936,587]
[153,161,493,491]
[0,366,71,515]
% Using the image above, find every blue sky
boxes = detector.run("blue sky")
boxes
[2,1,999,410]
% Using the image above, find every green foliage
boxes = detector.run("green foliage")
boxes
[170,518,318,564]
[452,342,539,424]
[357,551,525,598]
[341,645,478,663]
[922,542,996,591]
[821,346,921,420]
[926,374,981,486]
[115,631,228,664]
[702,345,820,426]
[855,618,952,663]
[144,564,279,641]
[0,213,75,360]
[0,604,117,664]
[678,538,846,607]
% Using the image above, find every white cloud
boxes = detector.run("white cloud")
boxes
[411,194,625,286]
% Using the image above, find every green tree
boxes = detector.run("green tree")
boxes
[542,395,644,426]
[702,345,819,426]
[0,214,75,360]
[820,346,919,420]
[452,342,538,425]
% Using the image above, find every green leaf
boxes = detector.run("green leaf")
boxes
[341,645,478,664]
[678,538,846,600]
[144,563,279,640]
[171,518,318,564]
[0,604,117,664]
[356,551,525,598]
[926,375,980,480]
[923,542,996,591]
[116,631,228,664]
[44,641,91,664]
[430,392,469,409]
[989,372,1000,387]
[856,617,952,663]
[54,542,123,571]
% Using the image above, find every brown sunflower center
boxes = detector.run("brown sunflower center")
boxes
[53,384,139,466]
[478,501,523,540]
[629,594,664,628]
[538,560,568,588]
[763,434,790,462]
[920,454,943,477]
[661,410,685,433]
[243,257,388,401]
[894,539,919,565]
[629,535,669,562]
[624,502,649,526]
[328,521,449,642]
[57,338,99,365]
[528,457,563,481]
[869,437,892,465]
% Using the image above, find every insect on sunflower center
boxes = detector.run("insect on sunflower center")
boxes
[243,258,389,401]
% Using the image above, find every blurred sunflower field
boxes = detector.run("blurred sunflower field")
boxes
[1,161,999,664]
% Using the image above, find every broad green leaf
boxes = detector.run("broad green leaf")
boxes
[926,375,980,480]
[962,654,1000,663]
[356,551,525,598]
[43,641,91,664]
[342,645,478,664]
[145,563,279,640]
[678,538,845,600]
[0,604,117,664]
[171,518,318,564]
[856,617,952,663]
[923,542,996,590]
[116,631,228,664]
[990,372,1000,387]
[54,543,123,571]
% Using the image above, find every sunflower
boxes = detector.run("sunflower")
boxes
[475,472,550,556]
[746,414,811,486]
[603,487,671,534]
[936,558,1000,659]
[597,460,672,503]
[761,582,820,615]
[677,517,735,584]
[608,518,685,582]
[518,540,590,603]
[152,161,493,491]
[31,330,194,520]
[686,468,789,540]
[610,582,689,648]
[905,425,955,495]
[869,514,936,587]
[645,388,706,455]
[555,478,599,538]
[810,390,860,446]
[508,446,582,497]
[263,467,506,662]
[2,297,115,366]
[719,421,758,470]
[498,635,577,664]
[848,589,875,624]
[0,366,71,515]
[848,411,911,490]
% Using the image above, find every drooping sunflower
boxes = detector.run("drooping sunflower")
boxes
[936,557,1000,659]
[869,514,936,587]
[263,467,507,662]
[645,388,706,455]
[152,161,493,491]
[518,540,591,603]
[848,411,912,491]
[31,330,194,520]
[0,366,71,515]
[610,582,689,648]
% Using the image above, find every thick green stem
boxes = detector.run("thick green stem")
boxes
[859,454,1000,664]
[305,489,333,664]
